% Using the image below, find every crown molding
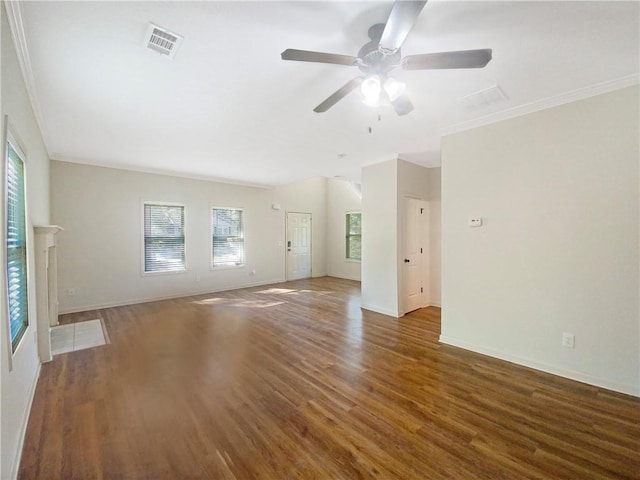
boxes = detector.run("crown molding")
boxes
[440,73,640,138]
[49,155,275,190]
[4,0,52,152]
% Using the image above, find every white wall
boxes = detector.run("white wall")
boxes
[361,159,440,316]
[274,176,327,278]
[51,163,336,313]
[326,178,361,281]
[52,161,286,312]
[441,85,639,396]
[1,4,51,478]
[361,159,399,316]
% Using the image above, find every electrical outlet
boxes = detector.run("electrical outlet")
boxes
[195,275,201,282]
[562,332,575,348]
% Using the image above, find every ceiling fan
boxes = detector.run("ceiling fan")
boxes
[281,0,492,116]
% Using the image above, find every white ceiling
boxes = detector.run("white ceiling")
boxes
[15,1,640,187]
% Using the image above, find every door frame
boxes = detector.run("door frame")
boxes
[401,197,429,315]
[285,211,312,281]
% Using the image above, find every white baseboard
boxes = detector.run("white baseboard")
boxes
[429,302,441,308]
[10,361,41,480]
[361,303,401,318]
[328,273,362,282]
[439,335,639,397]
[59,278,286,314]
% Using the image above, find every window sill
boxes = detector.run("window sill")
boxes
[141,268,187,277]
[210,264,245,271]
[344,258,361,263]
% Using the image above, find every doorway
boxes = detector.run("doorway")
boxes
[402,198,429,314]
[286,212,312,280]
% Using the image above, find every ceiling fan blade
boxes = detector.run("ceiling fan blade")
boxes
[379,1,428,53]
[403,49,493,70]
[281,49,358,66]
[314,77,363,113]
[391,94,414,116]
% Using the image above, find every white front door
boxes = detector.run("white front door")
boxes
[403,198,429,314]
[286,212,312,280]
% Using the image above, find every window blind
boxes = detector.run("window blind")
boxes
[144,204,185,273]
[346,212,362,260]
[6,142,29,350]
[212,208,244,267]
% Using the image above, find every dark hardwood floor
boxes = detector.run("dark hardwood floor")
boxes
[19,277,640,479]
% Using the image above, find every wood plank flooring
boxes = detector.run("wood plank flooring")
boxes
[19,277,640,479]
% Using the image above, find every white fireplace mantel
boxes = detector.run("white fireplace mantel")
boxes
[34,225,63,362]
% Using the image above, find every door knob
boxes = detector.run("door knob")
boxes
[404,258,410,263]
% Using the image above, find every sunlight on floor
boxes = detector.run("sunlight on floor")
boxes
[255,288,333,296]
[255,288,297,294]
[191,298,285,308]
[191,288,338,307]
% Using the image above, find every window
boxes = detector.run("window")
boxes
[5,137,29,351]
[212,208,244,268]
[143,203,185,273]
[346,212,361,261]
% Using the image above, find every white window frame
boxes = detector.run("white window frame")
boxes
[141,201,187,276]
[210,206,245,270]
[3,123,31,362]
[345,211,362,262]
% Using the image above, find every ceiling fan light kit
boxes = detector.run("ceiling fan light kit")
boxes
[382,77,406,102]
[361,76,382,105]
[360,75,406,107]
[281,0,493,116]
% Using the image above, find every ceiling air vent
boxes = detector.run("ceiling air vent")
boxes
[461,85,508,111]
[144,23,183,59]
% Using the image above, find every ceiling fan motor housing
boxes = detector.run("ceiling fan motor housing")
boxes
[358,23,401,74]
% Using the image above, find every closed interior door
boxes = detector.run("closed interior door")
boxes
[403,198,429,314]
[286,212,312,280]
